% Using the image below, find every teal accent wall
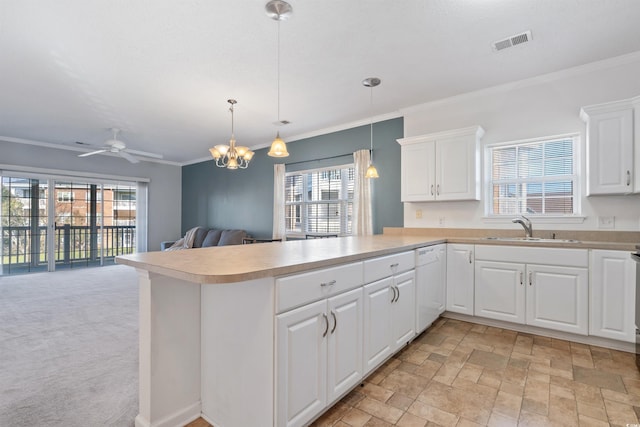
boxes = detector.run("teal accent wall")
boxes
[181,117,404,237]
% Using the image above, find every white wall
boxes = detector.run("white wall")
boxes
[0,140,182,251]
[401,53,640,231]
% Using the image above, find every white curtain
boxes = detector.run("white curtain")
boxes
[352,149,373,235]
[272,164,286,240]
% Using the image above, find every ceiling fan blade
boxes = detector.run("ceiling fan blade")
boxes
[125,148,164,159]
[78,149,108,157]
[119,150,140,164]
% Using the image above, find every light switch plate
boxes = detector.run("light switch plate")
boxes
[415,209,423,219]
[598,216,615,229]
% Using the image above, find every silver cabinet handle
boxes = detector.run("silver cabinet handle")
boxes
[330,311,337,334]
[390,263,399,269]
[322,313,329,337]
[395,286,400,302]
[520,271,523,286]
[468,251,473,264]
[320,280,336,287]
[436,184,440,196]
[627,170,631,186]
[390,286,397,303]
[430,184,434,195]
[528,271,533,286]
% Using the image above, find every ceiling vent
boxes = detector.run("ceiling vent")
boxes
[492,30,532,52]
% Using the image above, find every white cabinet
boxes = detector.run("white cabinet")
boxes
[446,244,475,315]
[475,260,525,324]
[362,251,415,374]
[276,300,327,427]
[415,244,447,333]
[398,126,484,202]
[581,102,634,195]
[590,250,636,343]
[275,263,364,427]
[525,264,588,335]
[474,245,589,335]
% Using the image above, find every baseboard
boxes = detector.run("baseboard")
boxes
[442,312,635,353]
[134,401,201,427]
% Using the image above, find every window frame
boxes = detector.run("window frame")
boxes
[284,164,354,238]
[484,133,583,221]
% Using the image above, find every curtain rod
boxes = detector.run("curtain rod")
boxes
[284,149,370,167]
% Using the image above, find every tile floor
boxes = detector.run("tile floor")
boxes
[188,318,640,427]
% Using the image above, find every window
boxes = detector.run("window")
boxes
[487,134,578,216]
[57,191,74,202]
[285,165,354,236]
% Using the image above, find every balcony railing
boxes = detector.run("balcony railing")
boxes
[1,224,135,271]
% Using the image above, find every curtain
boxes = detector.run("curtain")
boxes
[136,182,148,253]
[272,164,286,240]
[352,149,373,235]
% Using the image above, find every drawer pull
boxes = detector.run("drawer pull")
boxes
[395,286,400,302]
[330,311,337,334]
[322,313,329,337]
[528,272,533,286]
[320,280,336,287]
[390,263,399,269]
[468,251,473,264]
[390,286,397,303]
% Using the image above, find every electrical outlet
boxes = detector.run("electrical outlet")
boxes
[415,209,423,219]
[598,216,615,229]
[438,217,446,227]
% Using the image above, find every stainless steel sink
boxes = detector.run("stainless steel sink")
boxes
[483,237,580,243]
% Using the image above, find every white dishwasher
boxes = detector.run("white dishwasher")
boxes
[415,244,447,334]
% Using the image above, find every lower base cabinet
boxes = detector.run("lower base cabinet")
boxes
[590,250,636,342]
[474,246,589,335]
[363,270,416,375]
[276,288,363,427]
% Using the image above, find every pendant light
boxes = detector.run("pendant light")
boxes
[363,77,381,179]
[266,0,291,158]
[209,99,254,169]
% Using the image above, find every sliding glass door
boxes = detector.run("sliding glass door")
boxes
[1,174,138,275]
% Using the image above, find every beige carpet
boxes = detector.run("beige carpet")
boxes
[0,265,139,426]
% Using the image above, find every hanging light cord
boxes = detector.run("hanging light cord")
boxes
[277,20,281,123]
[369,85,374,162]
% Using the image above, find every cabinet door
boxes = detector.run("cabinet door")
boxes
[416,245,446,333]
[363,277,393,374]
[401,141,435,202]
[525,264,588,335]
[391,270,416,352]
[276,300,327,427]
[590,250,636,343]
[475,261,525,324]
[327,288,363,403]
[436,136,479,201]
[446,244,475,315]
[586,108,633,195]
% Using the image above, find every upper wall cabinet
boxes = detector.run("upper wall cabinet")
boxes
[397,126,484,202]
[581,97,640,195]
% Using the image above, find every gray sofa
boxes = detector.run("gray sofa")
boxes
[161,227,248,251]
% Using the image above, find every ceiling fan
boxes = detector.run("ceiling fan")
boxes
[77,128,163,164]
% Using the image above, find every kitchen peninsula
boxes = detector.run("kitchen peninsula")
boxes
[116,235,442,427]
[116,231,637,427]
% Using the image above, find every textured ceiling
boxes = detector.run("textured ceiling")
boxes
[2,0,640,164]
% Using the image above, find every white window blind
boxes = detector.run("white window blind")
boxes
[488,135,578,216]
[284,165,354,236]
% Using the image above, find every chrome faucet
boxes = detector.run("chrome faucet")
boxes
[512,215,533,238]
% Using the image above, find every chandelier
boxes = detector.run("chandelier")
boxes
[209,99,254,169]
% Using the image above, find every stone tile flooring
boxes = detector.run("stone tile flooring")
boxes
[188,317,640,426]
[311,318,640,427]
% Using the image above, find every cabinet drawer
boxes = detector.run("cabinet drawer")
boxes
[475,245,588,268]
[276,262,363,313]
[364,251,415,284]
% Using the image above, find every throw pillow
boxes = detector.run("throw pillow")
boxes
[202,229,223,247]
[218,229,247,246]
